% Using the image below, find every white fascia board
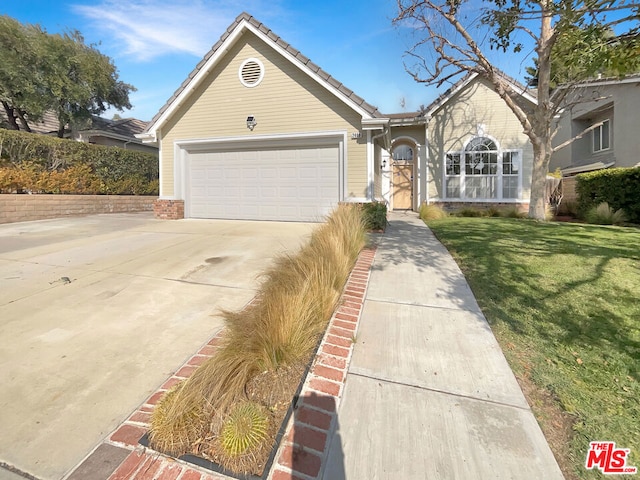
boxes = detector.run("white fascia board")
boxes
[244,22,375,119]
[147,20,373,137]
[135,132,157,143]
[425,73,479,117]
[145,25,249,137]
[361,118,390,130]
[426,72,537,117]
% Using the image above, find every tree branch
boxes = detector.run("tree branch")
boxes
[552,120,603,152]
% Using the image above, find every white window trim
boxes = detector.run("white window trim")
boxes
[443,141,523,202]
[593,118,610,153]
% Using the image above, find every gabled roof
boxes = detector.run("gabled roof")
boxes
[423,71,537,118]
[141,12,381,141]
[564,72,640,88]
[88,117,149,138]
[0,109,149,143]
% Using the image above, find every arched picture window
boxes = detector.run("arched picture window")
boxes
[392,144,414,162]
[445,136,521,200]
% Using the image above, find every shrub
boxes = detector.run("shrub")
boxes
[419,203,448,221]
[0,128,158,195]
[576,167,640,223]
[362,201,387,230]
[150,204,367,460]
[486,206,503,217]
[454,207,486,217]
[558,200,578,217]
[500,206,526,218]
[585,202,627,225]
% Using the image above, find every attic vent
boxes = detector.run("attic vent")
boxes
[239,58,264,88]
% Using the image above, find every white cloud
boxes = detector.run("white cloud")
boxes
[72,0,280,61]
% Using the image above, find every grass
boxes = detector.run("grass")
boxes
[149,204,367,473]
[425,217,639,480]
[585,202,627,225]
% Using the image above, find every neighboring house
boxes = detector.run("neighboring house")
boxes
[550,74,640,176]
[139,12,536,221]
[0,110,158,155]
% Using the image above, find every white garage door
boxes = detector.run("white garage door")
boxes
[187,144,340,221]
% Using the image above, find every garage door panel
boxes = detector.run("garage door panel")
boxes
[188,144,339,221]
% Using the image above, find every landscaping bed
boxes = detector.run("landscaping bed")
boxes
[424,217,639,480]
[146,205,368,477]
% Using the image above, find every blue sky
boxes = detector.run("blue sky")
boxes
[2,0,534,121]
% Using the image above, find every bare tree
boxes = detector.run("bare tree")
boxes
[394,0,639,219]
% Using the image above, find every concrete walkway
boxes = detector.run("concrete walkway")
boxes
[323,212,564,479]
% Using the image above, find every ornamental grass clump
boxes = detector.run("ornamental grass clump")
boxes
[585,202,627,225]
[419,203,448,221]
[149,204,366,473]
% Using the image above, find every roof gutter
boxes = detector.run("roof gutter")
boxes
[364,118,391,150]
[136,132,158,144]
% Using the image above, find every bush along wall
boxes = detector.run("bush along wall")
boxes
[575,167,640,224]
[0,128,158,195]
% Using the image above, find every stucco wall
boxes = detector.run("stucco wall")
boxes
[550,81,640,173]
[0,195,156,224]
[159,30,368,199]
[427,77,533,202]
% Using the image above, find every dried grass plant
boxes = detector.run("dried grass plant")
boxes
[149,204,366,459]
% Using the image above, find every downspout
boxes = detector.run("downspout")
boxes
[370,125,390,202]
[425,115,431,205]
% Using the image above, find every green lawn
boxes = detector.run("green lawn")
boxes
[425,217,639,479]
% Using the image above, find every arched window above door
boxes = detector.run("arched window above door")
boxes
[392,144,414,162]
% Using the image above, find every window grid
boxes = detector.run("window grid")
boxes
[444,137,521,201]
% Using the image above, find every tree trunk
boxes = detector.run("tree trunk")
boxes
[16,109,32,132]
[527,0,554,221]
[529,138,552,220]
[1,101,20,130]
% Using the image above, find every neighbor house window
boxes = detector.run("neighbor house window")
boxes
[444,136,521,200]
[593,119,610,152]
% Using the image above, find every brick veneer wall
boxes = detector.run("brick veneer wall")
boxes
[153,199,185,220]
[431,201,530,213]
[0,194,157,225]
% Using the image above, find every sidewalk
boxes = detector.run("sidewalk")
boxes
[322,211,564,479]
[63,211,564,480]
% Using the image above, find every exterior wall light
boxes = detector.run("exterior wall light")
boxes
[381,159,387,170]
[246,115,257,130]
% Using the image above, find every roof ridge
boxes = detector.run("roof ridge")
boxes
[144,12,380,132]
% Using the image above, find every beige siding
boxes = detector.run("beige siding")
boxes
[391,126,426,147]
[427,77,533,201]
[159,31,367,198]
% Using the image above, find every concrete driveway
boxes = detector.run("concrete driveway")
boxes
[0,213,314,480]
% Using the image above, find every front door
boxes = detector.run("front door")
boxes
[392,163,413,210]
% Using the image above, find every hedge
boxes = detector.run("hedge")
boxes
[576,167,640,223]
[0,128,158,195]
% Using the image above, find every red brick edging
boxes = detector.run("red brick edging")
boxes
[102,246,377,480]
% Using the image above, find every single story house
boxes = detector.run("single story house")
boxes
[0,110,158,156]
[550,74,640,176]
[139,12,535,221]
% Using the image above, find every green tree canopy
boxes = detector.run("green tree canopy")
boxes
[525,26,640,87]
[0,15,135,137]
[395,0,639,220]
